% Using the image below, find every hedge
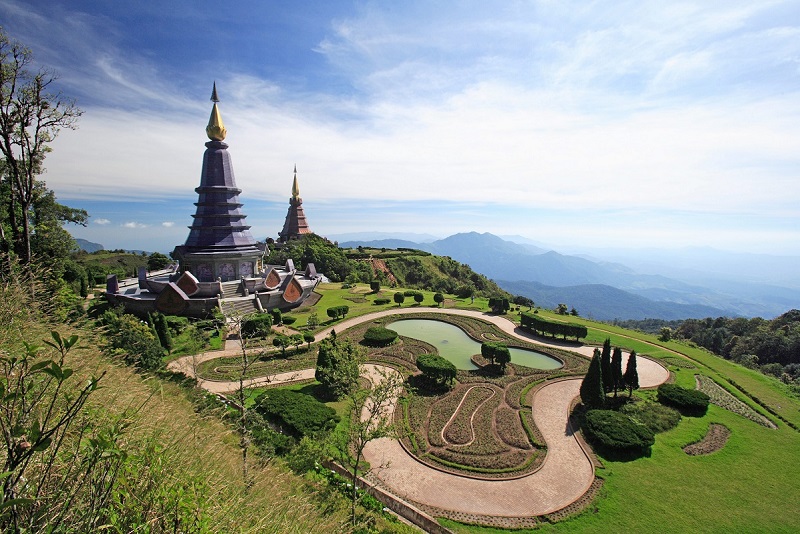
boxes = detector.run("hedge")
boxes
[254,389,340,437]
[657,383,710,416]
[363,326,398,346]
[241,313,272,339]
[374,298,392,305]
[520,312,588,341]
[583,409,655,452]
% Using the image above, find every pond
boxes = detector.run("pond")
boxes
[386,318,563,371]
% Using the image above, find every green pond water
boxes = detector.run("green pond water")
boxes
[386,318,563,371]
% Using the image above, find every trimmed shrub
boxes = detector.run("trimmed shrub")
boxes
[254,389,340,437]
[417,353,456,388]
[583,409,655,452]
[393,293,405,306]
[657,383,710,416]
[370,281,380,293]
[374,298,391,305]
[325,305,350,320]
[270,308,282,325]
[520,312,588,341]
[363,326,398,346]
[241,313,272,339]
[433,292,444,307]
[621,401,681,434]
[281,315,297,325]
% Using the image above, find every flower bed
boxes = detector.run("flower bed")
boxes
[448,387,507,455]
[443,386,494,444]
[695,375,776,429]
[496,405,531,449]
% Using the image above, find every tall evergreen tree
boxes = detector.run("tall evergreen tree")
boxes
[580,348,605,409]
[601,338,612,393]
[611,346,624,397]
[623,350,640,397]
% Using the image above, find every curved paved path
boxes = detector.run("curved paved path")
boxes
[169,307,669,517]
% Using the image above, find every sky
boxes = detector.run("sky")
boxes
[3,0,799,254]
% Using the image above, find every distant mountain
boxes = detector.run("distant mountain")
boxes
[497,280,728,321]
[329,231,439,243]
[338,231,798,319]
[75,238,104,253]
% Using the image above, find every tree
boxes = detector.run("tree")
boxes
[658,327,672,342]
[611,346,623,397]
[570,307,579,316]
[147,252,170,271]
[393,292,405,306]
[495,344,511,373]
[306,311,319,329]
[623,350,640,397]
[601,338,612,393]
[433,292,444,307]
[416,353,456,388]
[413,292,424,305]
[481,341,497,365]
[303,331,315,349]
[556,303,568,315]
[513,295,534,310]
[339,365,404,526]
[272,334,290,356]
[369,281,380,293]
[0,30,83,264]
[289,333,304,353]
[315,336,363,400]
[151,312,173,352]
[580,348,605,409]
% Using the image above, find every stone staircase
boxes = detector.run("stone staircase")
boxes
[220,281,242,299]
[219,297,259,316]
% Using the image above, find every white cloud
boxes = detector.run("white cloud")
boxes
[122,222,148,229]
[94,218,111,225]
[161,221,175,227]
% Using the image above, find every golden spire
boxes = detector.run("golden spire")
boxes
[291,165,300,199]
[206,82,227,141]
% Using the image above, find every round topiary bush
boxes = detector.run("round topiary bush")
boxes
[363,326,398,346]
[583,409,655,452]
[657,383,710,416]
[281,315,297,325]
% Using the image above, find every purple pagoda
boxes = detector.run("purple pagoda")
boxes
[105,85,321,317]
[171,83,263,282]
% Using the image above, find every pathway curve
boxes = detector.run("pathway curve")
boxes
[168,306,669,516]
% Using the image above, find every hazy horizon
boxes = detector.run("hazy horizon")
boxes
[4,1,799,255]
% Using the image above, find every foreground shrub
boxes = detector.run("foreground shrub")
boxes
[254,389,339,437]
[363,326,398,346]
[583,409,655,452]
[241,313,272,339]
[417,353,456,388]
[374,297,391,305]
[657,383,710,416]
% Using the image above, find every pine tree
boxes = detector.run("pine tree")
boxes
[623,350,640,397]
[580,348,605,409]
[601,338,612,393]
[611,346,624,397]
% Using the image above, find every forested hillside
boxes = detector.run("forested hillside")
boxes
[266,235,510,299]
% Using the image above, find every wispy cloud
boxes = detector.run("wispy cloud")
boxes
[161,221,175,227]
[94,218,111,225]
[3,0,799,254]
[122,222,148,229]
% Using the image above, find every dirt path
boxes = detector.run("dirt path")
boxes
[168,306,668,517]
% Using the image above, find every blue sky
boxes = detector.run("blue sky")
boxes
[3,0,799,254]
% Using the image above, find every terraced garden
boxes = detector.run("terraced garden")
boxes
[332,312,588,476]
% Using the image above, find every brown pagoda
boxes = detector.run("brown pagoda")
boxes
[277,166,312,242]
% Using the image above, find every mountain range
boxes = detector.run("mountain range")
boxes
[336,231,800,321]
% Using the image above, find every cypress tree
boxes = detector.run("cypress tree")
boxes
[623,350,640,397]
[580,348,605,409]
[601,338,612,392]
[153,312,173,352]
[611,346,624,397]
